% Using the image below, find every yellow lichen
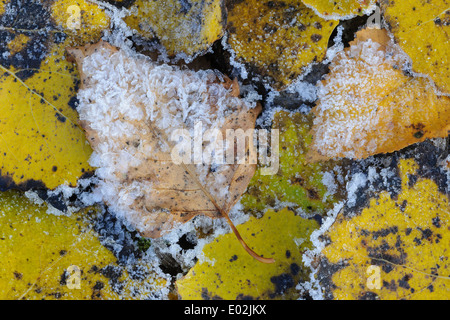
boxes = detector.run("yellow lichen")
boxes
[382,0,450,94]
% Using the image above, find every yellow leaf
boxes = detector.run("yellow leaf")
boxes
[176,208,319,300]
[0,191,113,299]
[319,158,450,300]
[68,41,273,263]
[226,0,338,89]
[0,0,6,15]
[124,0,225,57]
[6,33,30,55]
[50,0,110,44]
[0,190,167,300]
[382,0,450,94]
[301,0,376,18]
[242,110,343,215]
[0,0,110,190]
[307,28,450,161]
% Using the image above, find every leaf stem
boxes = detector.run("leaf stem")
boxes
[221,211,275,264]
[180,162,275,264]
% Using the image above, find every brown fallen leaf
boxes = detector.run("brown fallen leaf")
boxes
[67,41,274,263]
[307,28,450,161]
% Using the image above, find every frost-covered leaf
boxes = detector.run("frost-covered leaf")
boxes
[0,190,167,299]
[316,157,450,300]
[176,208,319,300]
[124,0,225,58]
[242,110,343,215]
[0,0,110,190]
[68,41,272,262]
[382,0,450,94]
[51,0,110,44]
[301,0,376,19]
[307,28,450,161]
[226,0,338,89]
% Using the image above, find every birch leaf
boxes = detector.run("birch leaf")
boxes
[176,208,319,300]
[318,158,450,300]
[307,28,450,161]
[0,190,167,300]
[382,0,450,94]
[124,0,225,58]
[301,0,376,19]
[68,41,272,263]
[226,0,338,89]
[241,110,343,215]
[0,0,109,190]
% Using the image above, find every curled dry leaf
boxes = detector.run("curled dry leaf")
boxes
[67,41,273,263]
[307,28,450,161]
